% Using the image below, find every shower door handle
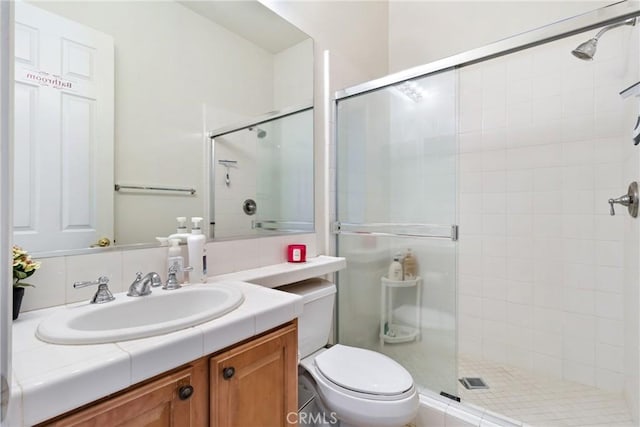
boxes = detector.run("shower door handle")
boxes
[608,182,638,217]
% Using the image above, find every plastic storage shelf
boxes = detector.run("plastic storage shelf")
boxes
[379,276,422,345]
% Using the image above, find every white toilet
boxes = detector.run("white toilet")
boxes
[281,279,419,427]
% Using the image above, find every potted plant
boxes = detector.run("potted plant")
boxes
[12,245,40,320]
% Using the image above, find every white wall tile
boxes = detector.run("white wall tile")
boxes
[596,343,624,372]
[533,307,564,333]
[595,240,624,267]
[563,359,595,387]
[564,337,595,365]
[533,352,562,378]
[596,367,625,392]
[595,291,624,320]
[596,318,624,347]
[533,331,562,358]
[21,256,66,312]
[482,237,506,257]
[482,278,508,301]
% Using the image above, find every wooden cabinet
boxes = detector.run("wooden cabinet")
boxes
[40,358,208,427]
[210,321,298,427]
[39,321,297,427]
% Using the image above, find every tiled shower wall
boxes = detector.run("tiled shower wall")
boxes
[457,27,637,392]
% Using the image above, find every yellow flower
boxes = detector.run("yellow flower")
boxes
[12,245,41,288]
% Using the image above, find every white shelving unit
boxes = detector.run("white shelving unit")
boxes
[379,276,422,345]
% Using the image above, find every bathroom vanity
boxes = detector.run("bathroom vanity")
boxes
[39,321,297,426]
[8,256,346,427]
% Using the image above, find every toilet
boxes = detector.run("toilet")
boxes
[281,278,419,427]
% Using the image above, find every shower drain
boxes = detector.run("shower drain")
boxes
[459,377,489,390]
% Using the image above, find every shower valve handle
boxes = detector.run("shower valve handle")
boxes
[608,195,631,215]
[608,182,639,217]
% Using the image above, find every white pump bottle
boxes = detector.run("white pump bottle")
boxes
[187,217,207,283]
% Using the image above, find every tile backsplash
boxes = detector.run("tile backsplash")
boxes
[20,234,317,313]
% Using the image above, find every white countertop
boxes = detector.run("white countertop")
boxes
[210,255,347,288]
[7,256,346,426]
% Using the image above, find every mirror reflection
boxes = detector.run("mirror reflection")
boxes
[211,107,314,239]
[13,0,314,255]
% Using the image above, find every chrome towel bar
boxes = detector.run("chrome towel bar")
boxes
[114,184,196,195]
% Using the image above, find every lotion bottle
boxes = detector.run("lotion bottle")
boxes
[388,253,403,281]
[187,217,207,283]
[167,239,184,283]
[403,248,418,280]
[168,216,190,242]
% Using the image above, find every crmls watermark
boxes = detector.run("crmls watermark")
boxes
[287,411,339,425]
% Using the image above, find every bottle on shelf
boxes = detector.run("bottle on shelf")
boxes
[388,253,403,281]
[403,248,418,280]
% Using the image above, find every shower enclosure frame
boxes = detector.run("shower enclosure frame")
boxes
[335,1,640,102]
[332,0,640,417]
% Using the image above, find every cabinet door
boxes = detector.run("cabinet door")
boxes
[210,322,298,427]
[41,360,208,427]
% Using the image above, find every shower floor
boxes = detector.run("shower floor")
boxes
[458,355,636,427]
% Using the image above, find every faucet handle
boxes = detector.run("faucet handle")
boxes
[608,182,639,217]
[165,263,182,290]
[73,276,115,304]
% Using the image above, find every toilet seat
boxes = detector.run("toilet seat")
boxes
[300,345,419,427]
[314,344,414,398]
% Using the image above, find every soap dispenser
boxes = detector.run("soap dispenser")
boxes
[168,217,190,242]
[167,239,184,283]
[187,217,207,283]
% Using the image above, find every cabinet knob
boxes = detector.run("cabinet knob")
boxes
[178,385,194,400]
[222,367,235,380]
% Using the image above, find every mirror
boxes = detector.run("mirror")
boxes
[210,106,314,239]
[13,0,314,256]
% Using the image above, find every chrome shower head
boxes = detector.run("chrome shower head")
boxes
[572,18,636,61]
[249,126,267,138]
[572,38,598,60]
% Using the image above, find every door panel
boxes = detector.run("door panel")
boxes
[335,69,459,396]
[13,2,114,253]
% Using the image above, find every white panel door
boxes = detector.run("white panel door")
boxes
[13,2,114,253]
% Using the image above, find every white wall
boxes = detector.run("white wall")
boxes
[274,38,314,108]
[388,1,613,72]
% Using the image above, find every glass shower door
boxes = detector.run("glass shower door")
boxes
[335,69,459,397]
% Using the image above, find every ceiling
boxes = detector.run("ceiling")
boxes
[179,1,309,54]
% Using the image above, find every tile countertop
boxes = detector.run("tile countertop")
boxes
[8,256,346,427]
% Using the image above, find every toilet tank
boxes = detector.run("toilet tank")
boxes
[278,278,336,359]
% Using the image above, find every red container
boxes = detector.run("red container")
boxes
[287,244,306,263]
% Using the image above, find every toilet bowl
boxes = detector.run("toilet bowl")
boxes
[279,279,419,427]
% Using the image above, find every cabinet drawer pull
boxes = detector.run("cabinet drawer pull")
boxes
[178,385,194,400]
[222,367,235,380]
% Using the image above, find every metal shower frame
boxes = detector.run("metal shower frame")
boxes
[335,0,640,102]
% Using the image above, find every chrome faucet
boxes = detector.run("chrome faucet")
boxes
[74,276,115,304]
[127,272,162,297]
[164,262,193,291]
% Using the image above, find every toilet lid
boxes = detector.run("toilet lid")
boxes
[314,345,413,396]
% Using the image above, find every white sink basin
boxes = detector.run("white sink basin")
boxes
[36,285,244,345]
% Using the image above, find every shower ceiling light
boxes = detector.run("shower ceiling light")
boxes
[395,81,425,102]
